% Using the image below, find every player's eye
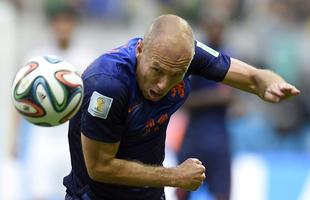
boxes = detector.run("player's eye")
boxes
[152,67,160,73]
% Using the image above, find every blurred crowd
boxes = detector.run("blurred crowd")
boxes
[1,0,310,200]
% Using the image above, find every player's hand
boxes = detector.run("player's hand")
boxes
[262,82,300,103]
[175,158,206,191]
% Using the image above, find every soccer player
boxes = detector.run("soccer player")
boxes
[63,14,300,200]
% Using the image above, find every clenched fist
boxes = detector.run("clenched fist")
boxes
[175,158,206,191]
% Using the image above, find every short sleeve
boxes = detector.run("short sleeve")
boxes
[81,73,129,143]
[188,40,231,81]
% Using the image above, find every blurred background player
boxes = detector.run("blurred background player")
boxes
[0,1,20,200]
[10,1,95,200]
[175,17,233,200]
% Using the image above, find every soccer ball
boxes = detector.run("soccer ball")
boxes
[12,55,84,127]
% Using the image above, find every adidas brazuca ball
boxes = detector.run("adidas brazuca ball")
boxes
[12,55,84,127]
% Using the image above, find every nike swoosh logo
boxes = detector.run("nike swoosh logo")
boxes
[128,102,143,113]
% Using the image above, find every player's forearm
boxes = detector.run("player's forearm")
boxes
[87,157,179,188]
[251,68,285,97]
[223,58,284,97]
[223,58,258,94]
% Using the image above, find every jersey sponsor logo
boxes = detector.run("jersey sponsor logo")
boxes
[171,81,185,98]
[88,91,113,119]
[196,40,219,57]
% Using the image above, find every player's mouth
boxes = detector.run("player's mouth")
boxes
[149,89,163,100]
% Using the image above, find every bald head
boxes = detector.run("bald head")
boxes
[143,15,195,57]
[135,15,195,101]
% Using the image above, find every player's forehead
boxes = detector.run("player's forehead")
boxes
[150,53,190,74]
[146,41,193,73]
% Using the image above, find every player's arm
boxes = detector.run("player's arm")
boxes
[81,133,205,191]
[222,58,300,103]
[190,41,300,103]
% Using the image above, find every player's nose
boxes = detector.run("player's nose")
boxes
[156,75,169,91]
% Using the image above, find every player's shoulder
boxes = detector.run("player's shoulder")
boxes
[83,72,130,105]
[95,37,140,68]
[82,37,140,83]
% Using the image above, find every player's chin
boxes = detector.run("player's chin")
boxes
[146,95,163,102]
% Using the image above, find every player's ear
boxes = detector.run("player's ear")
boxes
[136,39,144,57]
